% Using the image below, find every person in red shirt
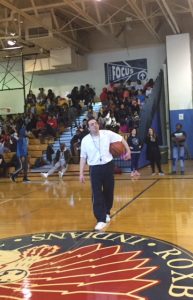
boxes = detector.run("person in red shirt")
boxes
[123,88,129,100]
[100,88,108,102]
[33,117,46,138]
[47,115,58,128]
[46,115,58,137]
[39,110,48,123]
[108,82,115,92]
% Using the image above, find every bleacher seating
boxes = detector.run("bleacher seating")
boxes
[31,102,102,174]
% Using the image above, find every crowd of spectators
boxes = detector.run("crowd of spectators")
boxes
[69,79,154,163]
[0,83,96,175]
[0,79,154,175]
[97,79,153,133]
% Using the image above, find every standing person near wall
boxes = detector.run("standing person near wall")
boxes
[41,143,71,179]
[79,117,131,231]
[171,123,187,175]
[10,123,30,182]
[127,128,142,176]
[146,128,164,176]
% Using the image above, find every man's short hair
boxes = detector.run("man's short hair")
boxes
[87,117,96,126]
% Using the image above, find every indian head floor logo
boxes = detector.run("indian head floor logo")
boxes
[0,231,192,299]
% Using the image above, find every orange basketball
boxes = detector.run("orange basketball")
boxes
[109,141,126,158]
[175,136,185,142]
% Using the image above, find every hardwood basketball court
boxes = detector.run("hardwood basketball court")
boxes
[0,162,192,252]
[0,162,193,299]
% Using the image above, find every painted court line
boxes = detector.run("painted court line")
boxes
[112,179,159,218]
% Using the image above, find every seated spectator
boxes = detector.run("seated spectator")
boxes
[41,143,71,179]
[26,90,36,105]
[114,96,121,108]
[6,153,20,171]
[136,89,145,106]
[117,104,128,123]
[78,125,89,140]
[0,129,11,148]
[68,105,78,127]
[70,129,82,163]
[84,84,95,106]
[143,78,154,93]
[29,104,36,115]
[33,157,47,169]
[39,110,48,123]
[56,96,69,109]
[125,79,133,90]
[97,108,106,129]
[36,101,45,115]
[47,99,56,114]
[68,86,80,108]
[81,119,88,130]
[58,105,68,126]
[9,130,18,152]
[26,113,37,132]
[79,85,85,101]
[37,88,46,103]
[33,117,46,138]
[145,86,153,98]
[87,105,97,119]
[100,88,108,102]
[108,82,115,93]
[47,89,55,101]
[132,111,140,129]
[46,144,55,164]
[105,111,119,132]
[46,115,58,137]
[123,88,129,100]
[0,141,10,155]
[0,154,7,177]
[120,96,130,108]
[119,120,129,133]
[108,99,116,112]
[131,99,140,115]
[135,80,144,91]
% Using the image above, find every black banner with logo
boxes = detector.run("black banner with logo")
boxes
[104,58,147,84]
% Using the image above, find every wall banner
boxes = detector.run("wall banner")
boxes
[104,58,147,84]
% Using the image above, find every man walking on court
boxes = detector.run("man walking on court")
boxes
[79,117,131,231]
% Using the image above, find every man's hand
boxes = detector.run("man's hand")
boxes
[121,138,131,160]
[79,174,85,183]
[124,151,131,160]
[79,157,86,183]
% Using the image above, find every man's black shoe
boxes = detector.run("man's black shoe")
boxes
[23,178,31,182]
[10,174,16,182]
[171,171,176,175]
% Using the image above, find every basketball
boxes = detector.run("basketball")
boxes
[109,141,126,158]
[175,136,186,143]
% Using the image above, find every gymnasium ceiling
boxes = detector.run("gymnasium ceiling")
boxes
[0,0,192,57]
